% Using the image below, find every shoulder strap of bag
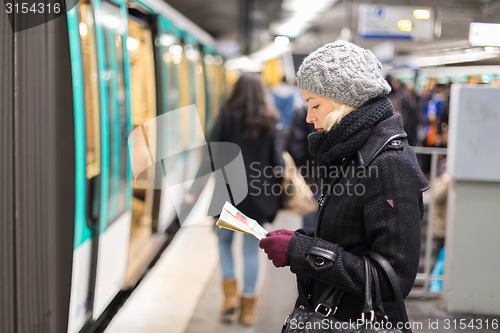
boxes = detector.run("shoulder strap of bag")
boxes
[370,262,388,320]
[362,256,375,322]
[367,251,410,331]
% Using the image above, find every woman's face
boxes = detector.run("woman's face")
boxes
[301,90,335,133]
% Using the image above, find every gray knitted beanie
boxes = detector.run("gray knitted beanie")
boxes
[296,40,391,107]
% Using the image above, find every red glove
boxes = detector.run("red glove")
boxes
[267,229,296,237]
[266,229,297,237]
[259,231,294,268]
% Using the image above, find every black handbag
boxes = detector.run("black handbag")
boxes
[281,252,410,333]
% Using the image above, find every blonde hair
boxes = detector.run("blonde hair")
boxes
[324,100,357,131]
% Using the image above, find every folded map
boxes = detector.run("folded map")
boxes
[216,201,268,240]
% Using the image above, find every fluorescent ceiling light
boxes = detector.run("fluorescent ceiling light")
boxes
[225,56,262,72]
[271,0,338,37]
[226,41,292,71]
[405,47,500,67]
[274,36,290,46]
[251,42,291,62]
[413,9,431,20]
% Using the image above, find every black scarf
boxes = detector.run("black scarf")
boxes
[308,96,394,183]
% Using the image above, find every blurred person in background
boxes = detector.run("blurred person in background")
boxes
[285,103,318,229]
[417,83,445,176]
[416,84,433,146]
[424,83,447,147]
[271,76,299,134]
[386,76,403,113]
[400,81,420,147]
[387,78,421,147]
[259,41,428,331]
[434,83,451,148]
[210,72,283,326]
[429,158,449,293]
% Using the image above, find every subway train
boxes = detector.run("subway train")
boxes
[0,0,225,332]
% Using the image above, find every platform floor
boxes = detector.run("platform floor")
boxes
[105,210,500,333]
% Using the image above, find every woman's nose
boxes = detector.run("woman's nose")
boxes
[306,108,316,123]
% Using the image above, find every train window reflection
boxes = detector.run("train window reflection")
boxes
[127,16,158,242]
[78,0,101,179]
[101,0,127,222]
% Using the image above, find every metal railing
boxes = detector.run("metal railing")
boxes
[411,146,448,295]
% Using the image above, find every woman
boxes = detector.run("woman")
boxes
[259,41,429,329]
[211,72,283,326]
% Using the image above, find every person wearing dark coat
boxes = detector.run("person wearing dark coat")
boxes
[285,104,318,229]
[259,41,429,331]
[210,72,283,326]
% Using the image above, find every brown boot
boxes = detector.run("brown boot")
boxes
[220,278,239,319]
[238,295,257,326]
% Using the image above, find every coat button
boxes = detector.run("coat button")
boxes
[388,139,403,150]
[314,256,325,266]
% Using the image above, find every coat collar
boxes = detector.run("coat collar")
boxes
[356,113,407,166]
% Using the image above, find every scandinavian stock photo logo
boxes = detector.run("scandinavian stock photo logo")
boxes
[127,105,249,226]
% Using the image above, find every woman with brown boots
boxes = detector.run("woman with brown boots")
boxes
[210,72,283,325]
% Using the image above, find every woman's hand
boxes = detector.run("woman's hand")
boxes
[259,230,295,268]
[266,229,296,237]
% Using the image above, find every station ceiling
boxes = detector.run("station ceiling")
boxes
[166,0,500,60]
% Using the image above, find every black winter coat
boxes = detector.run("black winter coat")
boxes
[209,108,284,223]
[287,114,429,327]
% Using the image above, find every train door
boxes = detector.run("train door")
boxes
[203,51,225,126]
[175,36,201,207]
[156,17,183,232]
[125,3,166,287]
[92,0,133,319]
[185,35,207,146]
[214,55,226,118]
[66,0,103,331]
[201,47,212,134]
[202,49,216,131]
[184,36,208,216]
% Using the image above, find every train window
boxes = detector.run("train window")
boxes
[128,19,157,125]
[160,35,181,112]
[78,0,101,179]
[177,43,193,149]
[193,46,206,137]
[213,56,225,121]
[203,54,216,129]
[169,44,182,110]
[178,43,190,109]
[127,18,158,187]
[101,0,127,222]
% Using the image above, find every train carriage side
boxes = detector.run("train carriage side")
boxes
[65,0,225,331]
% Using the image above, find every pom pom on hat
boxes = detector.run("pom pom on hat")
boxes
[296,40,391,107]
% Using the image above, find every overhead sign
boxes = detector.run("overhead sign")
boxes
[358,4,434,41]
[469,22,500,47]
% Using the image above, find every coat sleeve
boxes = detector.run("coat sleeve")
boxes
[288,151,423,299]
